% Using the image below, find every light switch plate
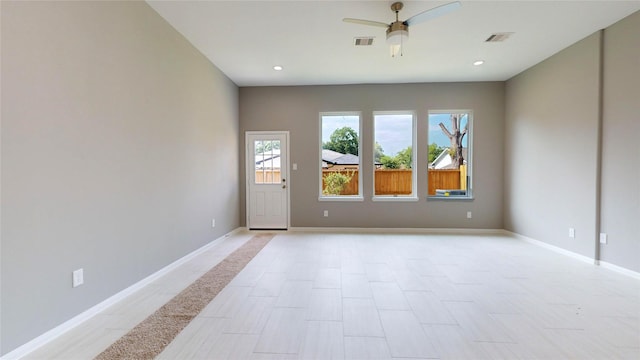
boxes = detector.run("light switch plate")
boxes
[599,233,607,244]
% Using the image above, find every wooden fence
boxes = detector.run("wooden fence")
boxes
[427,169,460,195]
[255,170,281,183]
[375,170,412,195]
[320,169,413,195]
[321,167,465,196]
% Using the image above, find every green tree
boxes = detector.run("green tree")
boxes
[255,140,280,154]
[396,146,412,169]
[323,127,359,155]
[322,171,354,195]
[380,155,400,169]
[428,143,447,163]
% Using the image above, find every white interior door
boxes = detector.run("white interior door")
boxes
[246,132,289,229]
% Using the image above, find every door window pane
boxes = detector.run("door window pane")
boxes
[254,140,281,184]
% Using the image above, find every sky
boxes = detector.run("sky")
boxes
[322,113,468,157]
[374,114,413,156]
[321,115,358,145]
[429,113,469,148]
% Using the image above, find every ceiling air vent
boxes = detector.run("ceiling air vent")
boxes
[354,37,374,46]
[485,32,514,42]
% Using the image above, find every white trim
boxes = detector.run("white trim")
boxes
[503,230,596,265]
[599,261,640,280]
[371,196,419,202]
[504,230,640,278]
[1,228,245,360]
[427,196,475,201]
[319,112,363,198]
[318,196,364,202]
[427,110,473,198]
[372,111,417,199]
[289,227,504,235]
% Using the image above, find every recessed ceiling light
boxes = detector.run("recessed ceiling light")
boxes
[473,60,485,66]
[273,65,283,71]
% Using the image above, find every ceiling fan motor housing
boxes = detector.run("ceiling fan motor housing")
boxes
[386,21,409,44]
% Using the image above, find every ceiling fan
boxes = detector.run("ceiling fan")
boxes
[343,1,462,57]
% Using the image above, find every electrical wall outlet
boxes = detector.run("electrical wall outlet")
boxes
[323,210,329,217]
[569,228,575,238]
[599,233,608,244]
[467,211,472,219]
[211,219,216,228]
[72,269,84,288]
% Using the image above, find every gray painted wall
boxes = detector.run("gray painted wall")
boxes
[600,12,640,272]
[505,11,640,272]
[1,1,239,354]
[504,32,601,259]
[239,83,505,229]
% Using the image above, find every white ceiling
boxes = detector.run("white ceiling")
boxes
[147,1,640,87]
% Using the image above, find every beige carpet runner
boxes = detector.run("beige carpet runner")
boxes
[95,233,274,360]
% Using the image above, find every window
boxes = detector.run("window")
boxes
[319,113,362,200]
[254,140,281,184]
[373,112,416,200]
[428,111,472,198]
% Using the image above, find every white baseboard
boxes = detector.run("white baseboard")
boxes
[599,260,640,279]
[502,230,596,265]
[503,230,640,279]
[1,227,245,360]
[289,227,505,235]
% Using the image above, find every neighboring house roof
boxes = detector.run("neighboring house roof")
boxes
[256,156,280,169]
[430,148,468,169]
[255,149,280,169]
[322,149,359,166]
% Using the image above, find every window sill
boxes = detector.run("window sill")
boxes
[372,196,419,202]
[427,196,474,201]
[318,196,364,202]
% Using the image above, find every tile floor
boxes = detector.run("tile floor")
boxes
[25,231,640,359]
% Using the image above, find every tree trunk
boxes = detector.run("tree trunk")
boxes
[438,114,467,168]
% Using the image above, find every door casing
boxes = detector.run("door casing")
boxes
[245,131,290,230]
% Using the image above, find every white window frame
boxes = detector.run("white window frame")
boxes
[319,112,364,201]
[427,110,473,200]
[372,111,418,202]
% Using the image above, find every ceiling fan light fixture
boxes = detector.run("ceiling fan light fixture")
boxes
[389,44,402,57]
[273,65,283,71]
[386,29,408,45]
[386,29,407,57]
[386,22,408,57]
[385,20,409,45]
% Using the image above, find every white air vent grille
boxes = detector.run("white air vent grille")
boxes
[354,37,374,46]
[485,32,514,42]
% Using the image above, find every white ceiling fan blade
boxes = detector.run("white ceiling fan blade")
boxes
[405,1,461,26]
[343,18,389,28]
